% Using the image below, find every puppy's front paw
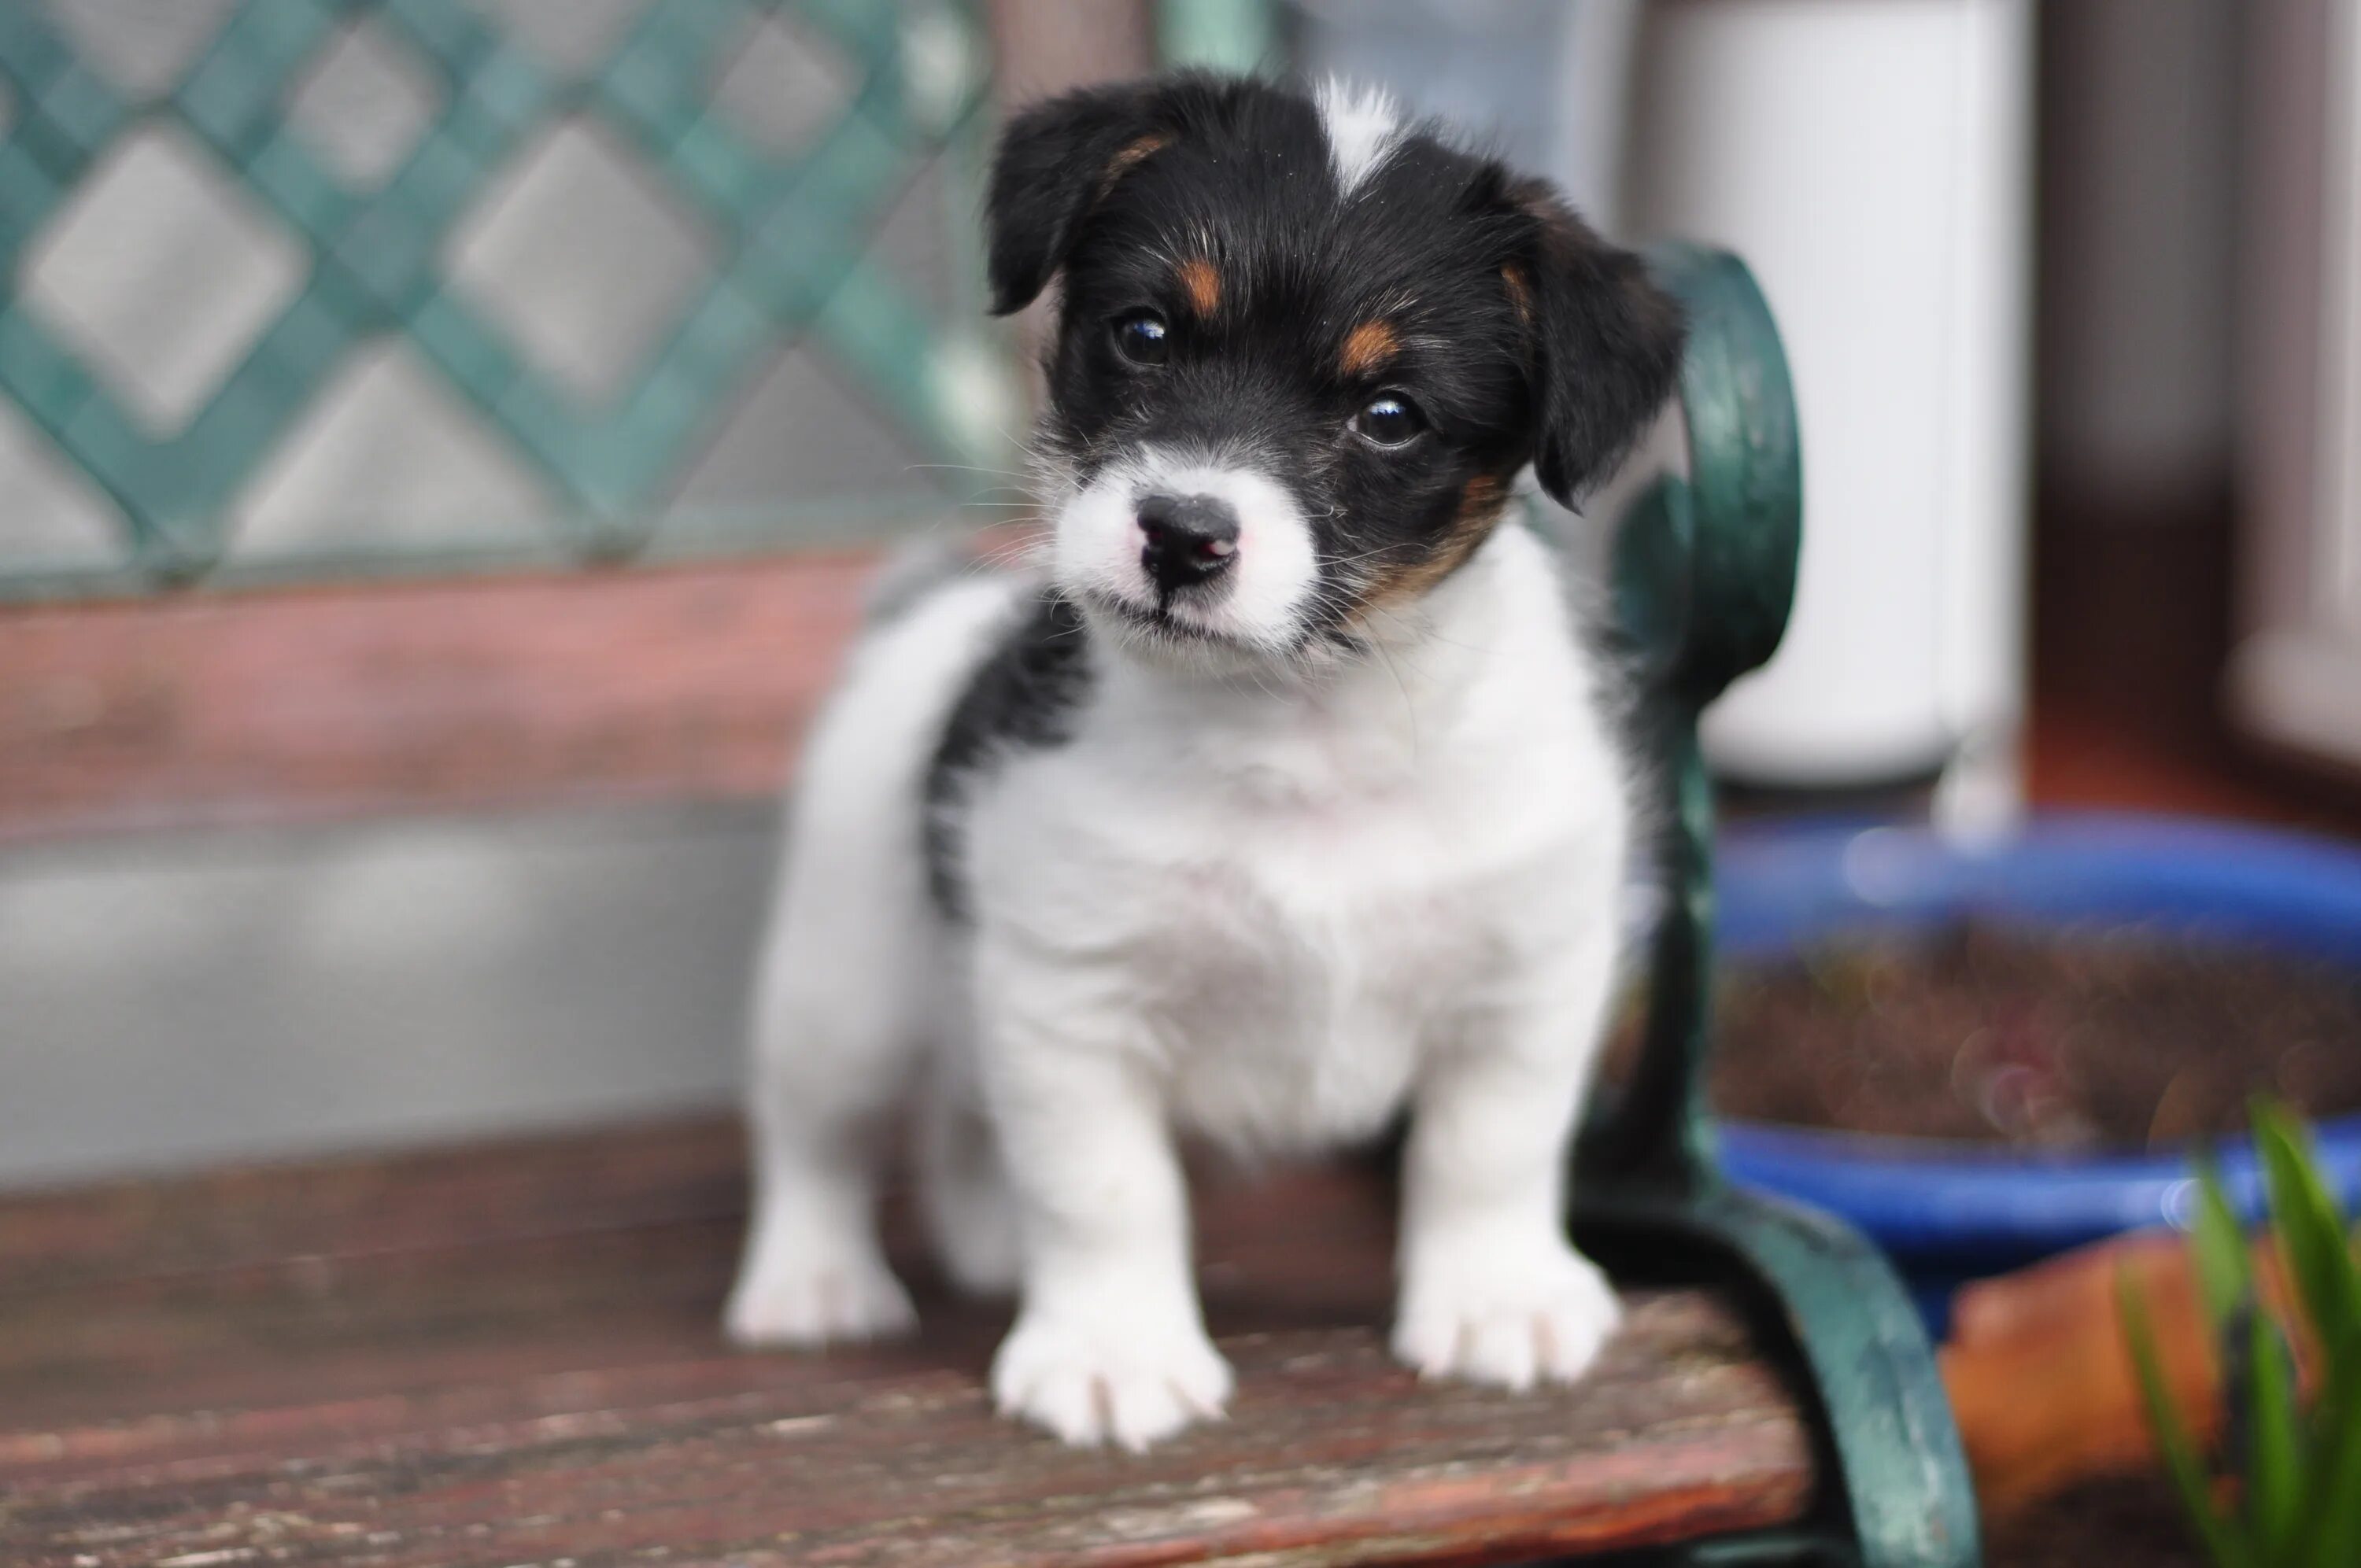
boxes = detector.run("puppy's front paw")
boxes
[1393,1239,1620,1391]
[725,1236,916,1348]
[991,1309,1233,1451]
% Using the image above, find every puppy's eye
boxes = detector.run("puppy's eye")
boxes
[1352,394,1426,448]
[1111,311,1170,367]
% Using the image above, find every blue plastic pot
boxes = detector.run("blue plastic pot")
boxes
[1708,814,2361,1326]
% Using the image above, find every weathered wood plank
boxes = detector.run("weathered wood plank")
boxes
[0,554,874,842]
[0,1116,748,1297]
[3,1315,1805,1568]
[0,1123,1814,1566]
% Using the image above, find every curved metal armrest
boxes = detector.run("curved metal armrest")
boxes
[1572,245,1982,1566]
[1582,242,1801,1186]
[1639,242,1803,705]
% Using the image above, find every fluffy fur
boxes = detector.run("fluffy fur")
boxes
[726,72,1686,1451]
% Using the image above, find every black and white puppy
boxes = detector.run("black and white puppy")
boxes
[726,73,1685,1450]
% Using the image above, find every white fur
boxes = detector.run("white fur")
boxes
[1314,78,1403,195]
[1051,444,1318,655]
[725,576,1013,1346]
[730,522,1633,1450]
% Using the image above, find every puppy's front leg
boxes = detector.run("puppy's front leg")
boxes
[1395,954,1622,1390]
[981,993,1231,1450]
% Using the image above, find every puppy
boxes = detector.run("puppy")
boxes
[726,73,1684,1451]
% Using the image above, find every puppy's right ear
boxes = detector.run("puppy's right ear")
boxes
[987,82,1167,315]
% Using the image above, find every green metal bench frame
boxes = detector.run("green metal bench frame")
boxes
[1570,243,1980,1567]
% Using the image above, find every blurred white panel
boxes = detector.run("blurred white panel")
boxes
[671,341,936,516]
[870,154,954,309]
[2325,0,2361,648]
[855,156,1024,471]
[1630,0,2033,798]
[0,401,124,570]
[2230,0,2361,771]
[711,6,858,157]
[900,3,982,136]
[228,340,555,559]
[39,0,235,98]
[284,14,442,190]
[19,124,306,437]
[0,808,770,1188]
[1550,0,1642,227]
[926,328,1025,478]
[471,0,646,76]
[442,116,716,408]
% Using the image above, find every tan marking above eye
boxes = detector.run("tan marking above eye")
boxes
[1098,133,1173,199]
[1501,264,1534,326]
[1178,257,1221,317]
[1339,320,1399,378]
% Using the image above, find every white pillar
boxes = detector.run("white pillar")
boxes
[1628,0,2034,828]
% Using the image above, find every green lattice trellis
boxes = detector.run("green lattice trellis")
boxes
[0,0,999,592]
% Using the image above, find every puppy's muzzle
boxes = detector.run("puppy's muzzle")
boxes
[1136,493,1240,596]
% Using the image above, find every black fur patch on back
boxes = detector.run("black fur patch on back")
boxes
[924,590,1093,920]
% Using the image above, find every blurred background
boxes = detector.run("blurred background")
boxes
[1,0,2358,1191]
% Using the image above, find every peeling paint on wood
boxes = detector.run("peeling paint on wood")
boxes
[0,1119,1812,1566]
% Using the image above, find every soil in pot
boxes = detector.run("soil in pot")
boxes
[1614,921,2361,1151]
[1982,1472,2204,1568]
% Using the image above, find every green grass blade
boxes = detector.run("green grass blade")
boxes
[2193,1160,2252,1332]
[2252,1101,2359,1352]
[2119,1264,2252,1567]
[2241,1304,2301,1553]
[2296,1327,2361,1567]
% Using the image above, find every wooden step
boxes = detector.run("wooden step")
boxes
[0,1117,1813,1566]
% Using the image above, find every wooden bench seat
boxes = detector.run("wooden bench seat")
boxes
[0,1117,1812,1566]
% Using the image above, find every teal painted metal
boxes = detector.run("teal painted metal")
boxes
[0,0,995,593]
[1574,244,1981,1566]
[1156,0,1280,76]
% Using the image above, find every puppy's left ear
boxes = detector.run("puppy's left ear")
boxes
[986,81,1166,316]
[1506,185,1687,508]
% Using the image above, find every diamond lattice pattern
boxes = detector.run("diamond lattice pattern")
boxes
[0,0,999,591]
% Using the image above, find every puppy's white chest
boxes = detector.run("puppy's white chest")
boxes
[1152,802,1487,1151]
[994,736,1560,1153]
[962,529,1621,1157]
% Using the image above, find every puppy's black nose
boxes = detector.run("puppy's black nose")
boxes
[1136,493,1240,592]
